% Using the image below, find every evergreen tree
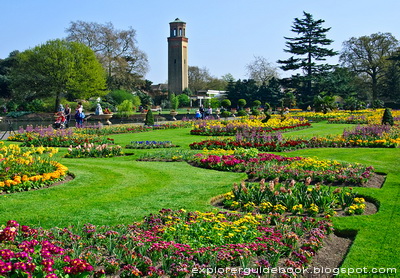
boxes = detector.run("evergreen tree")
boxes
[382,108,394,126]
[278,12,338,106]
[145,109,154,126]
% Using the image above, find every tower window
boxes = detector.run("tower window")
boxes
[173,28,177,36]
[179,28,182,36]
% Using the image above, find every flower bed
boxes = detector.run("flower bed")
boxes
[0,143,68,193]
[0,210,333,277]
[8,126,114,147]
[76,121,193,136]
[220,179,366,217]
[190,124,400,151]
[291,109,400,124]
[326,109,400,124]
[125,141,178,149]
[138,149,197,162]
[190,117,311,136]
[64,143,124,158]
[191,150,374,186]
[0,220,93,277]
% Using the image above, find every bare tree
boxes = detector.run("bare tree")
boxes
[66,21,149,90]
[246,56,279,85]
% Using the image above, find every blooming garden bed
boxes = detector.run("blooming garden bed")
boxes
[190,150,374,186]
[189,124,400,152]
[215,179,368,217]
[0,210,333,277]
[64,143,124,158]
[7,126,114,147]
[125,141,178,149]
[190,117,311,136]
[0,143,68,193]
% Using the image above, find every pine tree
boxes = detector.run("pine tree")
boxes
[278,12,338,106]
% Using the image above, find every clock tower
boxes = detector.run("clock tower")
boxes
[167,18,188,94]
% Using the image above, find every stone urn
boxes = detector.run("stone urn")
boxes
[91,113,113,125]
[170,111,178,121]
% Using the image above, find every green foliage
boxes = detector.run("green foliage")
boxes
[10,39,107,111]
[132,95,141,109]
[182,87,193,96]
[135,91,153,107]
[251,109,261,116]
[340,32,399,102]
[221,99,231,109]
[238,99,246,109]
[252,100,261,108]
[343,97,365,111]
[66,21,149,91]
[209,98,221,109]
[145,109,154,126]
[371,99,384,108]
[108,90,134,105]
[5,101,18,112]
[169,93,179,110]
[382,108,394,126]
[116,99,134,117]
[6,111,31,118]
[177,94,190,107]
[313,94,337,114]
[237,110,247,116]
[221,110,231,118]
[26,99,45,112]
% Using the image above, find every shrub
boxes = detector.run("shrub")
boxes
[237,110,247,116]
[26,99,45,112]
[382,108,394,126]
[221,111,231,118]
[116,100,134,117]
[221,99,231,109]
[108,89,134,105]
[238,99,247,109]
[252,100,261,108]
[251,109,261,116]
[145,109,154,126]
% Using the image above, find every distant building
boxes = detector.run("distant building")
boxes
[167,18,188,94]
[190,90,227,107]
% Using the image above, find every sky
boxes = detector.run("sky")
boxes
[1,0,400,84]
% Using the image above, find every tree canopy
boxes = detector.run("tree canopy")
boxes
[340,32,399,102]
[66,21,149,91]
[10,39,107,111]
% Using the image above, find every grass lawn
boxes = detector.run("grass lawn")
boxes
[1,122,399,275]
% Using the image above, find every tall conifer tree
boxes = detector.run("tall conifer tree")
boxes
[278,12,338,106]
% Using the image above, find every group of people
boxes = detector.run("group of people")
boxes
[195,105,213,119]
[54,102,85,129]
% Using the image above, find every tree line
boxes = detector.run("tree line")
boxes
[1,12,400,114]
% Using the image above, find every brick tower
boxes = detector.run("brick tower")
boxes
[167,18,188,94]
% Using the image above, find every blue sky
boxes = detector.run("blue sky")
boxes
[1,0,399,84]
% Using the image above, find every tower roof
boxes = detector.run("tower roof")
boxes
[170,18,186,24]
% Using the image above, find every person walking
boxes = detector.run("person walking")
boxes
[64,104,71,128]
[75,102,84,128]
